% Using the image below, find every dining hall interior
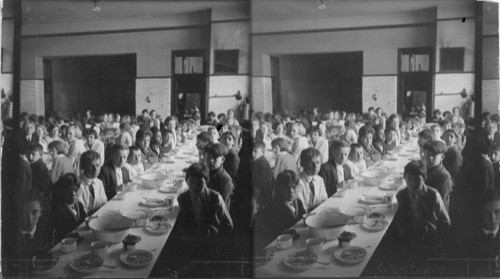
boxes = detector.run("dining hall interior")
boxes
[1,0,500,278]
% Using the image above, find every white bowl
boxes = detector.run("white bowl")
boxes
[305,211,349,240]
[361,170,390,186]
[141,173,169,189]
[88,214,134,244]
[124,209,153,226]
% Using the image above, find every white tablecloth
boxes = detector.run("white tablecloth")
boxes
[255,139,420,277]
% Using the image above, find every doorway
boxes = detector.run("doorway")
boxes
[270,52,363,115]
[43,54,136,117]
[398,47,434,119]
[171,50,208,121]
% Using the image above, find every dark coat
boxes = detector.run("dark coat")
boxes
[98,161,131,201]
[18,157,32,192]
[223,148,240,180]
[426,163,453,210]
[318,159,353,197]
[30,159,51,200]
[51,202,87,243]
[177,188,233,238]
[463,226,500,276]
[493,162,500,191]
[251,156,273,206]
[443,146,462,181]
[209,167,235,210]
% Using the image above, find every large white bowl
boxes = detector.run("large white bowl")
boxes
[141,173,169,189]
[361,170,390,186]
[305,211,349,240]
[88,214,134,244]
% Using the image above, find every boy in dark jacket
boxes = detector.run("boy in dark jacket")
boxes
[422,141,454,210]
[28,144,51,201]
[252,141,273,207]
[205,143,235,210]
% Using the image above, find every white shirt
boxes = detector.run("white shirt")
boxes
[296,173,328,211]
[78,176,108,214]
[126,162,144,180]
[310,137,329,164]
[482,225,499,237]
[346,159,367,176]
[20,226,37,238]
[337,164,345,184]
[115,166,123,186]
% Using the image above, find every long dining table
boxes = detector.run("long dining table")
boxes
[255,137,421,277]
[34,138,199,278]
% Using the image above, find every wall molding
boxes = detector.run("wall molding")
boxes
[483,34,499,38]
[251,22,434,37]
[211,18,250,24]
[20,78,44,81]
[209,73,249,77]
[22,24,207,39]
[436,16,474,22]
[482,78,500,80]
[362,74,397,77]
[251,75,272,78]
[136,76,171,79]
[435,71,474,74]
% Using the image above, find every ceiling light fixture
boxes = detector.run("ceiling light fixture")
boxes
[318,0,327,10]
[92,0,101,12]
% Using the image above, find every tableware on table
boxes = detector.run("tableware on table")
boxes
[158,183,180,194]
[122,234,142,251]
[306,237,326,255]
[91,240,111,258]
[60,237,77,253]
[139,198,166,208]
[383,193,394,204]
[144,221,172,235]
[368,212,386,219]
[116,191,127,200]
[65,232,83,244]
[342,205,371,224]
[276,234,293,250]
[163,195,175,208]
[85,215,98,229]
[283,250,318,271]
[361,170,390,186]
[347,179,358,189]
[120,249,154,268]
[141,173,169,189]
[69,253,104,274]
[305,211,349,240]
[302,212,315,226]
[282,229,300,241]
[333,246,367,265]
[124,209,154,226]
[378,182,398,191]
[88,214,134,244]
[33,252,60,271]
[361,218,389,232]
[337,231,357,247]
[358,195,384,205]
[128,183,138,192]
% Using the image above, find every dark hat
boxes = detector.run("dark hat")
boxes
[423,140,447,155]
[204,143,228,157]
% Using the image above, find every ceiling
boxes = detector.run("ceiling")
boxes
[19,0,248,25]
[251,0,476,22]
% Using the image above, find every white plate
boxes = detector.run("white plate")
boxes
[333,246,367,265]
[124,209,153,222]
[69,253,103,274]
[158,185,179,194]
[378,183,398,191]
[342,205,371,217]
[358,195,383,205]
[139,199,165,208]
[145,222,172,235]
[361,219,389,232]
[120,249,153,268]
[283,250,318,271]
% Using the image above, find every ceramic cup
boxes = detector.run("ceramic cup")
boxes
[383,193,394,204]
[60,237,77,253]
[276,234,293,250]
[306,237,326,255]
[91,240,111,258]
[347,180,358,189]
[164,195,175,208]
[116,191,127,200]
[128,183,138,192]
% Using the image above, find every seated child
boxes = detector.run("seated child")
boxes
[385,127,398,152]
[489,140,500,190]
[159,129,175,155]
[220,131,240,180]
[28,144,51,201]
[346,143,367,177]
[252,141,273,207]
[204,143,235,209]
[318,140,353,197]
[78,150,107,215]
[422,141,453,210]
[84,128,105,167]
[126,145,144,180]
[50,173,87,243]
[196,131,212,166]
[48,140,74,184]
[271,138,298,180]
[208,126,220,143]
[295,148,328,212]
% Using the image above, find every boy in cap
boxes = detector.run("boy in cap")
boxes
[422,140,454,210]
[204,143,235,210]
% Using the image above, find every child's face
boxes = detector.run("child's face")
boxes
[167,120,176,131]
[387,131,397,143]
[186,176,207,197]
[303,155,321,176]
[128,150,142,165]
[487,123,498,135]
[138,136,151,150]
[222,136,234,149]
[431,126,442,138]
[163,133,174,145]
[210,129,219,142]
[310,131,320,143]
[67,128,77,142]
[63,186,80,205]
[20,201,42,232]
[207,154,225,171]
[481,200,500,231]
[276,124,284,135]
[36,126,45,138]
[83,159,101,178]
[112,149,129,168]
[405,173,424,194]
[490,149,500,163]
[290,125,300,139]
[377,129,385,142]
[51,127,59,137]
[49,148,57,158]
[424,151,444,168]
[361,133,373,146]
[86,134,96,146]
[443,133,456,147]
[28,150,42,164]
[349,147,364,162]
[333,147,350,165]
[272,145,280,156]
[281,183,297,202]
[252,148,264,160]
[154,131,162,144]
